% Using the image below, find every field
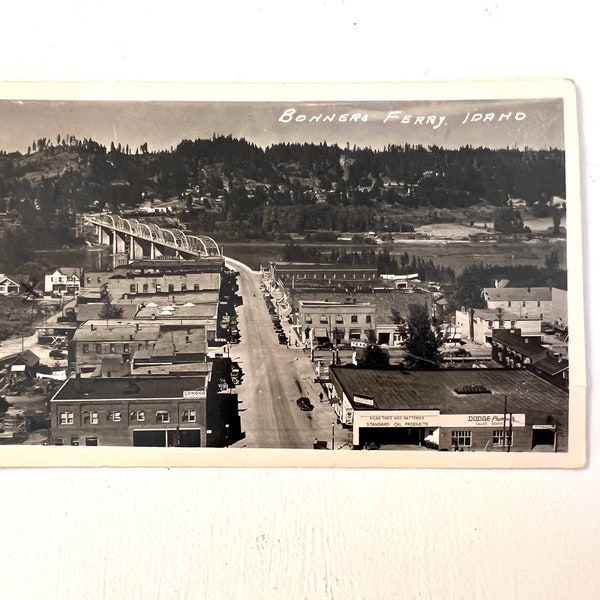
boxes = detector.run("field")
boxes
[222,238,567,275]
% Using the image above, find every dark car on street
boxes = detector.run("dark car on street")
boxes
[296,397,314,411]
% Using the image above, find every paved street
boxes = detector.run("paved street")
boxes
[225,258,350,450]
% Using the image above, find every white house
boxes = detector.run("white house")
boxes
[44,268,81,295]
[0,274,19,296]
[455,308,542,345]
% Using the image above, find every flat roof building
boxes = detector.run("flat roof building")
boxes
[329,366,568,452]
[50,366,241,448]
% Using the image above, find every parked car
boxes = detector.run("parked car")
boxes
[49,349,67,359]
[296,397,314,411]
[450,347,471,357]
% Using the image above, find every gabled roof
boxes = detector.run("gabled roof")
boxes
[0,349,40,367]
[0,274,19,285]
[49,268,80,278]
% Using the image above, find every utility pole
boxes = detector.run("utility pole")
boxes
[331,422,335,451]
[507,412,513,453]
[502,395,508,450]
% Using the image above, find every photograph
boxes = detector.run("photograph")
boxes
[0,80,584,467]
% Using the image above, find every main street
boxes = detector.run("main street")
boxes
[225,258,349,450]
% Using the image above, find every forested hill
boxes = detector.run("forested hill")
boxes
[0,135,565,225]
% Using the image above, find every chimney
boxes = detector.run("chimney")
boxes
[186,335,190,343]
[135,323,140,332]
[91,323,95,331]
[129,334,133,340]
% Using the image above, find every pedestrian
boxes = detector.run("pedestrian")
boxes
[319,392,324,403]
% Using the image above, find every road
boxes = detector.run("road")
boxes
[0,297,77,364]
[225,258,348,450]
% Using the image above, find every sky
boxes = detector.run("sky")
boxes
[0,98,564,154]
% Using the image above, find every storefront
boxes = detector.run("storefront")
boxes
[329,366,568,452]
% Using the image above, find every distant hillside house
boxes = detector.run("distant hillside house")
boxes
[0,274,19,296]
[45,268,81,295]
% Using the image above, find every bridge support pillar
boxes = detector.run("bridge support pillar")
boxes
[129,236,144,260]
[150,243,163,259]
[113,232,127,254]
[98,226,112,246]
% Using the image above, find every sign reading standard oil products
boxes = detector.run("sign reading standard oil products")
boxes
[354,411,525,429]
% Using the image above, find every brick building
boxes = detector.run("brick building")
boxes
[49,366,241,447]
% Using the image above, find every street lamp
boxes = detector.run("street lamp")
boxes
[225,423,230,448]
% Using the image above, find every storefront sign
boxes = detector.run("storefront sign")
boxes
[183,389,206,399]
[354,411,525,429]
[354,394,374,406]
[532,424,556,430]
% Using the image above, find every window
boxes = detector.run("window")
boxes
[130,411,145,422]
[182,409,196,423]
[59,411,74,425]
[86,277,91,284]
[522,300,526,307]
[537,300,541,307]
[143,283,149,293]
[366,315,371,324]
[107,411,121,422]
[305,315,312,324]
[90,411,98,425]
[168,284,175,292]
[507,301,512,307]
[130,284,136,294]
[451,430,472,447]
[85,437,98,446]
[156,410,170,423]
[95,343,102,354]
[335,315,344,324]
[492,430,513,447]
[349,328,361,340]
[351,315,358,323]
[181,284,187,292]
[319,314,328,324]
[124,343,130,353]
[54,438,64,446]
[109,344,116,354]
[82,343,89,354]
[193,284,199,291]
[71,438,80,446]
[156,284,161,292]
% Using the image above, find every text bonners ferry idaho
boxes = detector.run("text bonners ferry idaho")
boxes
[278,108,526,129]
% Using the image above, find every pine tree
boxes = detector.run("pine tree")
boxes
[404,304,442,370]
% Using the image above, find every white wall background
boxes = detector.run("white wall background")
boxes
[1,2,598,598]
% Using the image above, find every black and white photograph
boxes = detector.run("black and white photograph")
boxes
[0,80,584,467]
